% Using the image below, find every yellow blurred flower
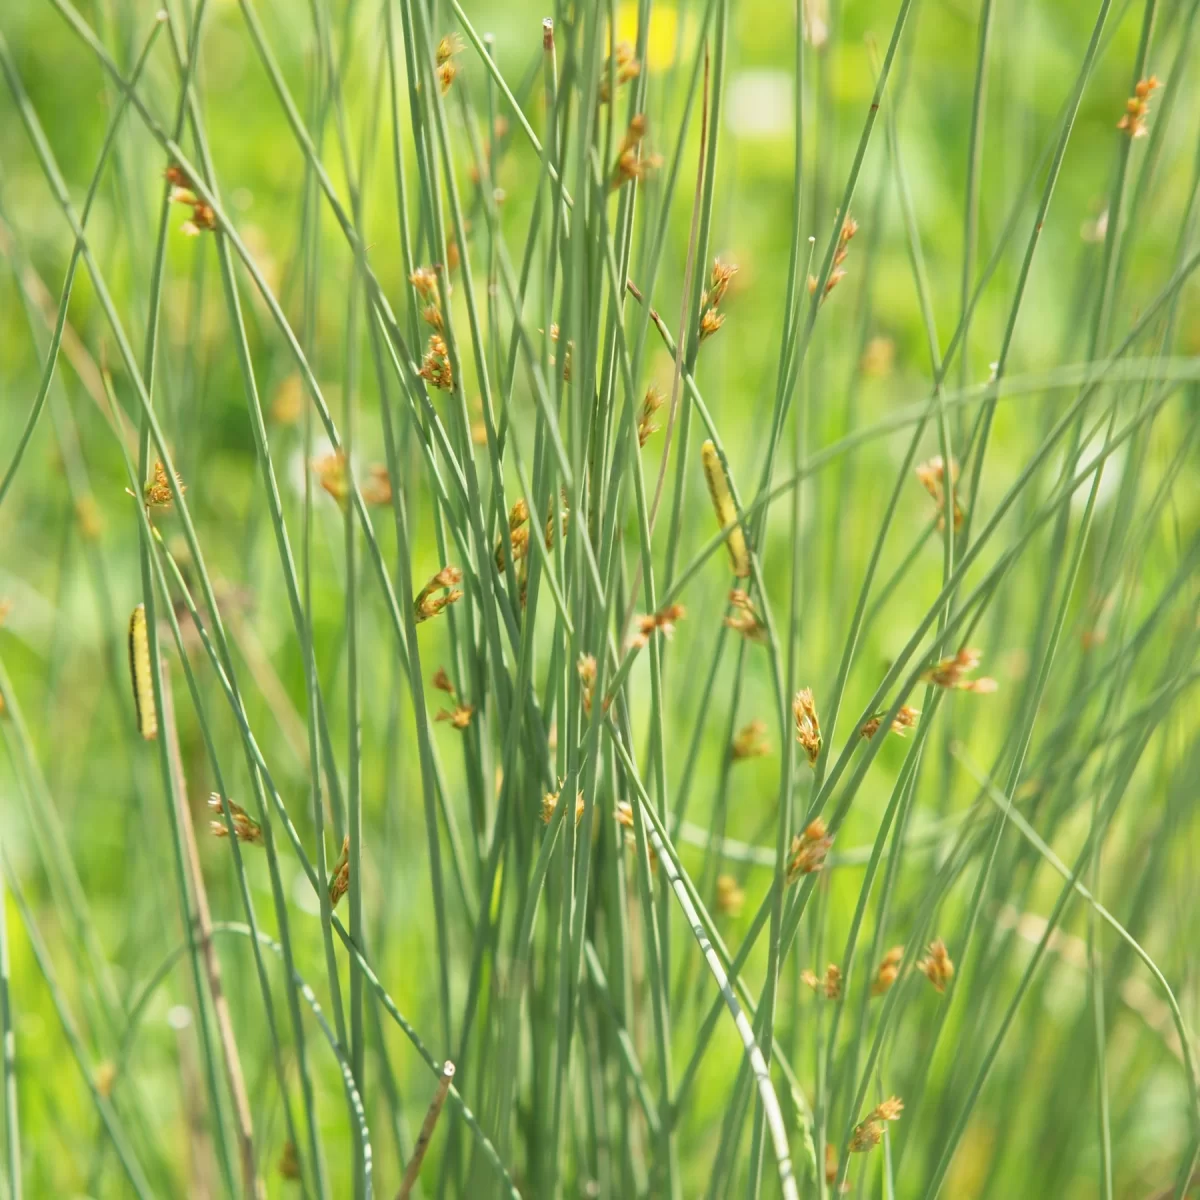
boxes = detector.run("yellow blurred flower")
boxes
[614,3,683,72]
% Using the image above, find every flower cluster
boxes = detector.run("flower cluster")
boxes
[801,963,843,1000]
[630,603,686,650]
[495,499,530,570]
[793,688,821,767]
[208,794,262,844]
[724,589,767,642]
[698,259,738,342]
[1117,75,1160,139]
[637,386,665,447]
[787,817,832,882]
[915,455,964,532]
[311,450,349,508]
[612,115,662,189]
[541,786,586,826]
[143,460,185,509]
[165,164,217,236]
[859,704,920,741]
[810,213,857,299]
[922,647,996,693]
[849,1097,904,1152]
[415,566,464,623]
[599,41,641,102]
[917,937,954,993]
[871,946,905,996]
[436,33,463,94]
[329,836,350,908]
[431,666,473,729]
[577,653,599,716]
[419,334,454,391]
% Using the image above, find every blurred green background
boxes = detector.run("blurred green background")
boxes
[1,0,1199,1195]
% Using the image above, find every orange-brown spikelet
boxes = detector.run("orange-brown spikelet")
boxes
[544,488,570,550]
[166,167,219,235]
[612,115,662,188]
[548,323,574,381]
[432,667,456,695]
[436,703,475,730]
[801,963,842,999]
[630,603,686,650]
[436,33,463,65]
[793,688,822,767]
[809,213,857,299]
[638,386,665,447]
[599,41,641,102]
[860,704,920,741]
[697,259,738,343]
[410,265,441,299]
[436,34,463,94]
[578,653,598,715]
[917,938,954,993]
[311,450,349,509]
[787,817,832,882]
[871,946,904,996]
[724,590,767,642]
[731,719,770,761]
[329,836,350,907]
[850,1097,903,1153]
[542,787,586,826]
[415,566,464,623]
[614,801,635,829]
[699,309,726,340]
[915,455,964,532]
[707,259,739,308]
[922,647,997,694]
[208,794,262,844]
[1117,75,1160,138]
[419,334,454,391]
[496,499,531,569]
[144,460,185,509]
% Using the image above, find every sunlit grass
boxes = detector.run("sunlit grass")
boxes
[1,0,1198,1196]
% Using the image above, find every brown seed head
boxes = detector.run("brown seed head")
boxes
[917,938,954,993]
[792,688,822,767]
[410,265,441,299]
[872,945,905,996]
[787,816,832,882]
[638,386,665,447]
[144,460,185,509]
[415,566,464,623]
[419,334,454,391]
[329,836,351,907]
[208,794,263,844]
[724,589,767,643]
[311,450,349,509]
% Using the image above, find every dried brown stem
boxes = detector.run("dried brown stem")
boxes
[396,1061,455,1199]
[161,659,263,1199]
